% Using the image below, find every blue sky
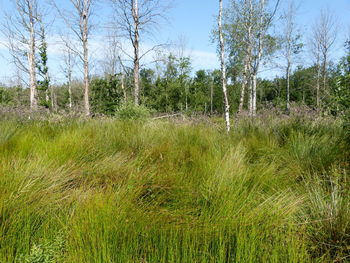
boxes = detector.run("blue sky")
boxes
[0,0,350,85]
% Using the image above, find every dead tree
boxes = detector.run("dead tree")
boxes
[61,42,76,111]
[2,0,41,110]
[281,1,302,112]
[110,0,171,105]
[102,30,121,77]
[310,10,337,109]
[53,0,94,116]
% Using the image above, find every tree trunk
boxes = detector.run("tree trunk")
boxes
[133,55,140,105]
[51,86,55,111]
[28,10,38,111]
[210,80,214,115]
[68,69,72,110]
[286,62,290,112]
[121,73,127,103]
[82,1,90,116]
[316,59,321,108]
[238,58,248,114]
[185,84,188,111]
[247,0,253,116]
[251,73,257,116]
[322,57,327,102]
[218,0,231,132]
[45,89,49,105]
[248,75,253,116]
[83,37,90,116]
[45,71,50,107]
[133,0,140,105]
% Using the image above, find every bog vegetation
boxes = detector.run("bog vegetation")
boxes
[0,115,349,262]
[0,0,350,262]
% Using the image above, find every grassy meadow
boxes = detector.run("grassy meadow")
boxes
[0,116,349,262]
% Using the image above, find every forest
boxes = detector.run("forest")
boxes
[0,0,349,262]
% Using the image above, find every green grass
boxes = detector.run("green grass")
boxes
[0,117,349,262]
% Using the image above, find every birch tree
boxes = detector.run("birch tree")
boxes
[53,0,94,116]
[218,0,231,132]
[101,29,120,77]
[221,0,250,115]
[281,1,302,112]
[2,0,41,110]
[225,0,279,117]
[110,0,171,105]
[310,10,337,109]
[249,0,280,116]
[61,42,76,110]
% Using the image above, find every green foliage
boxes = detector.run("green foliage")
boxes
[140,54,224,114]
[0,86,28,106]
[327,42,350,116]
[0,117,348,262]
[0,87,14,104]
[36,25,50,108]
[18,234,65,263]
[116,101,151,120]
[90,75,123,115]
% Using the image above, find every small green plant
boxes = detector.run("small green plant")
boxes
[116,102,151,120]
[18,234,65,263]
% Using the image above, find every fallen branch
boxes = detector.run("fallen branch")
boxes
[152,113,184,120]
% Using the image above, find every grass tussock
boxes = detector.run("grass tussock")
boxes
[0,117,349,262]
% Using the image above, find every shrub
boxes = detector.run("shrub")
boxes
[116,102,151,120]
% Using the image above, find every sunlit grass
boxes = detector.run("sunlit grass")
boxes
[0,117,348,262]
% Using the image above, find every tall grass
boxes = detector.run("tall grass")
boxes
[0,117,348,262]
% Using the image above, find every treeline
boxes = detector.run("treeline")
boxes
[1,52,349,116]
[0,0,349,118]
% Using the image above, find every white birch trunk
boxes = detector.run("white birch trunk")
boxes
[68,59,73,110]
[82,1,90,116]
[28,3,38,110]
[238,57,249,114]
[210,80,214,115]
[251,73,257,116]
[133,0,140,105]
[286,62,291,112]
[247,0,253,116]
[316,53,321,108]
[218,0,231,132]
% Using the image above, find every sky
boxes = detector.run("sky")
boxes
[0,0,350,85]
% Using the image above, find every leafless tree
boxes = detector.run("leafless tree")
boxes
[52,0,95,116]
[219,0,231,132]
[101,29,121,76]
[2,0,42,110]
[61,42,77,110]
[310,9,337,108]
[110,0,171,105]
[173,35,192,111]
[281,0,301,112]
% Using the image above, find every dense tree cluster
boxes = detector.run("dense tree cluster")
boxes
[1,52,349,117]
